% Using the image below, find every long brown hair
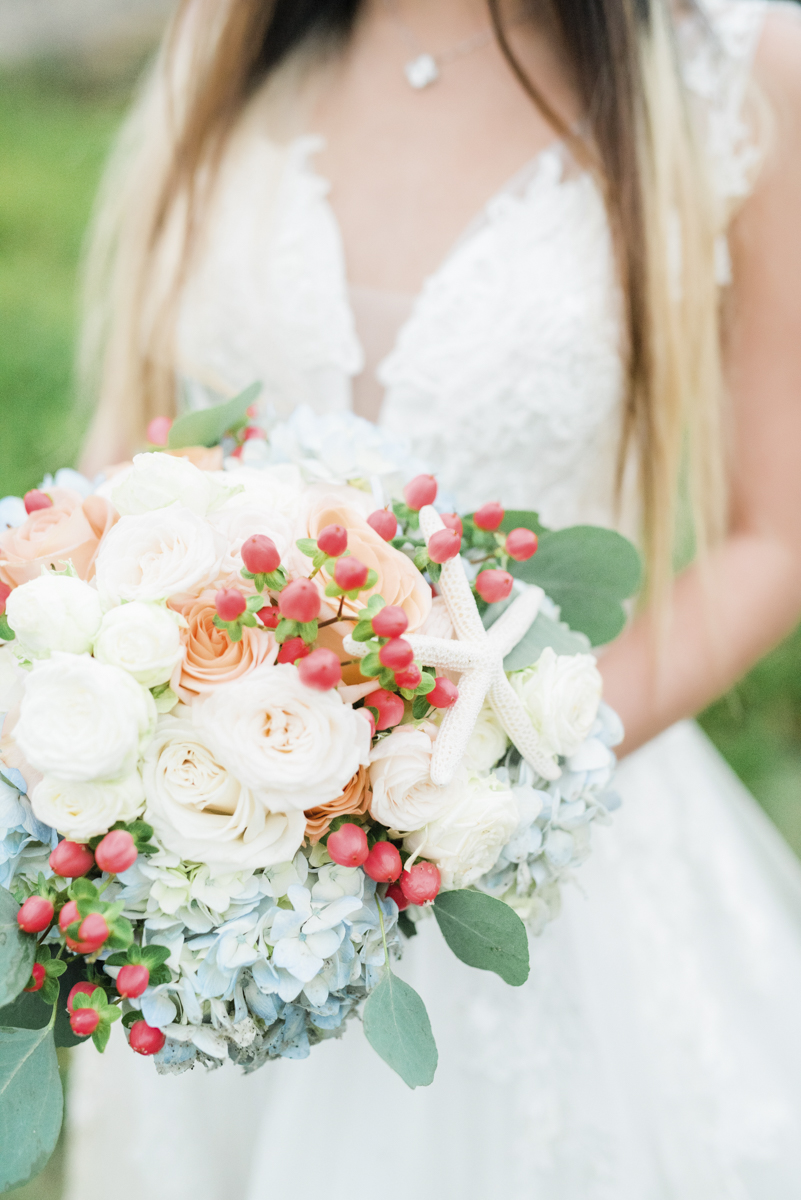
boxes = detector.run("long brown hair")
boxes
[81,0,727,600]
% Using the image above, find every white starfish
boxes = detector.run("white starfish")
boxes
[343,505,561,786]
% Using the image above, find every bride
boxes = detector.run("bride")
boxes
[67,0,801,1196]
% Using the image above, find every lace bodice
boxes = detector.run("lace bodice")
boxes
[177,0,769,527]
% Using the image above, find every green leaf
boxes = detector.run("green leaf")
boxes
[509,525,642,646]
[295,538,318,557]
[414,672,436,696]
[503,610,591,672]
[0,614,15,642]
[497,509,547,537]
[0,886,36,1008]
[0,990,51,1032]
[351,621,375,642]
[412,695,431,720]
[360,652,381,677]
[433,890,530,986]
[53,959,90,1049]
[140,945,171,970]
[362,968,437,1088]
[166,381,261,449]
[397,912,418,939]
[298,621,318,645]
[0,1024,63,1192]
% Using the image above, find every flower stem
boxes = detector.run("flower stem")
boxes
[377,898,391,971]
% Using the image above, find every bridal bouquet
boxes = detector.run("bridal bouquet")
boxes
[0,390,639,1192]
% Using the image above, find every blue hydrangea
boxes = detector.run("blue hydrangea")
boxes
[0,770,57,890]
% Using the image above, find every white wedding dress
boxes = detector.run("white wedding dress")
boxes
[64,3,801,1197]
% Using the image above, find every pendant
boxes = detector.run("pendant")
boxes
[404,53,439,89]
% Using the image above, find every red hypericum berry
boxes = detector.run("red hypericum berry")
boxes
[243,424,266,441]
[427,528,461,564]
[363,842,403,884]
[368,689,405,730]
[0,581,11,616]
[386,882,409,912]
[256,605,281,629]
[316,524,348,557]
[95,829,137,874]
[116,964,150,999]
[59,900,79,934]
[360,706,376,738]
[23,489,53,514]
[229,445,244,460]
[77,913,109,953]
[241,534,281,576]
[129,1020,166,1056]
[334,557,369,592]
[67,982,97,1014]
[403,474,438,511]
[49,841,94,878]
[440,513,463,539]
[378,638,414,671]
[394,664,422,690]
[246,403,259,419]
[146,416,172,446]
[71,1008,101,1037]
[276,636,311,665]
[279,578,321,623]
[371,605,408,638]
[475,569,514,604]
[326,822,369,868]
[427,677,459,709]
[298,648,342,691]
[216,588,247,622]
[505,527,538,561]
[367,509,398,541]
[24,963,46,992]
[17,895,54,934]
[473,501,505,532]
[400,861,441,905]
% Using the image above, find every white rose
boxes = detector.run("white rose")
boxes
[95,505,225,606]
[207,505,292,579]
[369,722,466,834]
[142,717,305,869]
[463,701,509,772]
[195,664,370,812]
[403,773,520,890]
[14,653,156,782]
[0,645,25,716]
[112,452,233,517]
[510,647,602,759]
[5,574,102,660]
[94,602,184,688]
[31,771,144,841]
[211,465,305,520]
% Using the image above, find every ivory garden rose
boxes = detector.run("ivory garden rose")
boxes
[31,771,145,842]
[111,452,234,517]
[5,574,103,660]
[510,648,603,759]
[368,722,466,833]
[95,506,226,606]
[94,601,185,688]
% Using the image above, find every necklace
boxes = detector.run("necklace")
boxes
[383,0,495,89]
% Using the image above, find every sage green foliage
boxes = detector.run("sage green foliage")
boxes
[433,890,530,986]
[504,610,592,671]
[167,381,261,449]
[0,887,36,1008]
[0,1023,63,1193]
[363,968,438,1088]
[0,990,50,1033]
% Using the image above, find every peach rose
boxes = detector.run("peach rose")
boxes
[164,446,224,472]
[294,492,431,632]
[304,764,372,844]
[172,590,277,697]
[0,488,118,588]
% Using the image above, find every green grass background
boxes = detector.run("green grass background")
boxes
[1,56,800,1199]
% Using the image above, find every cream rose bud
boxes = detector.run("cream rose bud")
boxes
[143,717,306,869]
[5,574,103,660]
[463,701,508,772]
[31,771,144,841]
[112,452,233,517]
[195,664,371,812]
[95,505,225,606]
[510,647,603,759]
[94,602,184,688]
[14,653,156,782]
[403,774,520,891]
[369,722,466,834]
[207,505,292,579]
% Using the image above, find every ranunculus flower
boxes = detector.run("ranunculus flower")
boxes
[403,774,520,890]
[5,574,103,659]
[207,505,292,581]
[14,653,156,782]
[304,765,372,844]
[95,505,225,606]
[142,717,306,869]
[294,493,431,632]
[171,591,276,697]
[93,601,185,688]
[0,488,117,587]
[510,648,602,759]
[369,722,466,833]
[111,453,233,517]
[463,701,509,772]
[195,664,371,812]
[31,771,145,841]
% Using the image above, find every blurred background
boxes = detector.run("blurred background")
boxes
[1,2,800,1195]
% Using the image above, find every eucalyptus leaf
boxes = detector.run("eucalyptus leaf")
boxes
[0,886,36,1008]
[0,989,50,1032]
[497,509,547,536]
[509,525,641,645]
[504,610,591,672]
[363,968,437,1088]
[53,959,89,1049]
[0,1024,63,1192]
[433,890,530,986]
[167,381,261,449]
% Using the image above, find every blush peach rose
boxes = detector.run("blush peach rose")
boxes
[171,590,277,698]
[0,488,118,588]
[304,765,372,844]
